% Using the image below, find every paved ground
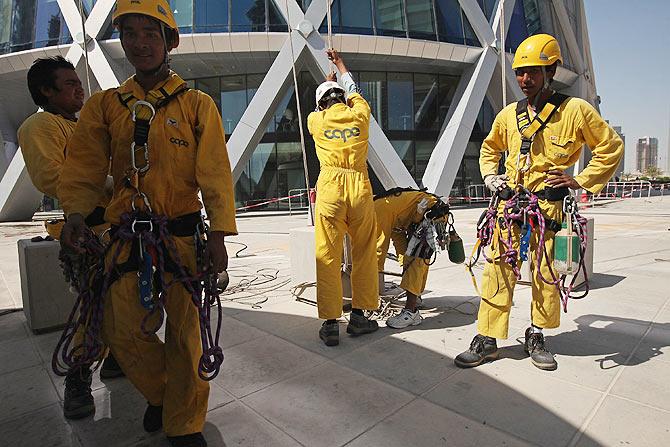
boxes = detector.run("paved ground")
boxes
[0,197,669,446]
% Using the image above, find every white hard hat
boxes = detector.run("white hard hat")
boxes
[315,81,345,108]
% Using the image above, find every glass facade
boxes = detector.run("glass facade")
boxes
[186,70,491,210]
[0,0,581,69]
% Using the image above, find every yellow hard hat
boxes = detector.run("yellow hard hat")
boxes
[112,0,178,31]
[512,34,562,69]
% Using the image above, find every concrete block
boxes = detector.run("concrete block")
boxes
[520,217,595,289]
[17,239,75,333]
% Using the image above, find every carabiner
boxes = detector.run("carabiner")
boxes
[132,100,156,123]
[131,142,150,174]
[131,192,153,213]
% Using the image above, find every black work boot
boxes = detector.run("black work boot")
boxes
[346,312,379,336]
[319,320,340,346]
[63,366,95,419]
[168,432,207,447]
[454,334,499,368]
[99,352,125,379]
[524,328,558,371]
[143,403,163,433]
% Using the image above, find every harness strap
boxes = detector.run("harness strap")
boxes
[516,93,569,153]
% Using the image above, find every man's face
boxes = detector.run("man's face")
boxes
[515,66,548,98]
[120,15,169,73]
[43,68,84,114]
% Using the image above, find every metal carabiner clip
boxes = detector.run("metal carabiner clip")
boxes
[562,194,576,215]
[131,192,153,213]
[130,142,150,174]
[132,100,156,123]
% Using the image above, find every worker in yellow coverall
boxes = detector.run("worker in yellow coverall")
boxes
[375,190,443,329]
[58,2,237,446]
[454,34,623,371]
[308,49,379,346]
[17,56,122,421]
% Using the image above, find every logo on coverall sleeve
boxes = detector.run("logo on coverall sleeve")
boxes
[324,127,361,143]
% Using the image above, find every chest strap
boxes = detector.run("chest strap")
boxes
[516,92,569,154]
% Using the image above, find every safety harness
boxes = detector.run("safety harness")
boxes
[466,92,589,312]
[375,189,460,265]
[54,78,225,381]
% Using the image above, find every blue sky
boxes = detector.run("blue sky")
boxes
[584,0,670,173]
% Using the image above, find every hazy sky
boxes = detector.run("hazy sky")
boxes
[584,0,670,172]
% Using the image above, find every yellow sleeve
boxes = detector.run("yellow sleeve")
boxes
[194,92,238,235]
[17,115,66,199]
[347,93,371,127]
[573,101,624,194]
[307,112,317,136]
[479,109,509,178]
[58,93,111,218]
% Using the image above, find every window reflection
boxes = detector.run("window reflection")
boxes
[413,73,439,131]
[34,0,62,48]
[10,0,36,52]
[221,76,246,135]
[406,0,435,40]
[170,0,193,33]
[195,0,228,32]
[232,0,266,32]
[387,73,413,131]
[375,0,406,37]
[0,0,11,53]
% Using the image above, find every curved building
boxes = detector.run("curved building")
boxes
[0,0,598,218]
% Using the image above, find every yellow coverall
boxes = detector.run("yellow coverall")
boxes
[478,97,623,339]
[375,191,437,296]
[58,73,238,436]
[308,93,379,319]
[17,111,110,238]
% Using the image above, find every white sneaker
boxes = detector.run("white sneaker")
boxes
[386,309,423,329]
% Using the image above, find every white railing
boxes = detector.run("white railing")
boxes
[593,181,652,201]
[288,188,309,215]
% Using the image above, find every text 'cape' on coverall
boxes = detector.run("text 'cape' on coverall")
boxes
[477,97,623,339]
[375,191,437,296]
[58,72,238,437]
[308,91,379,320]
[17,111,111,239]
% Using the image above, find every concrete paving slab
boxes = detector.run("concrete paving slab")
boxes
[242,362,414,447]
[0,336,42,375]
[0,403,81,447]
[202,401,302,447]
[214,333,326,398]
[0,365,60,423]
[0,310,28,344]
[346,398,532,447]
[575,396,670,447]
[218,314,268,349]
[635,323,670,363]
[425,365,603,447]
[610,353,670,412]
[335,330,461,395]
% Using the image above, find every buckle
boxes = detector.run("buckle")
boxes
[131,100,156,123]
[520,139,532,154]
[131,219,153,233]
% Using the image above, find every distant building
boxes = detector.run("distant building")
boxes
[636,137,658,173]
[611,125,625,180]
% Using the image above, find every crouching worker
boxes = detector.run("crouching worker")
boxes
[308,49,379,346]
[454,34,622,371]
[17,56,123,421]
[375,189,450,328]
[58,1,237,446]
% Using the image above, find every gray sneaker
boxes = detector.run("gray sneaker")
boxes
[319,321,339,346]
[454,335,499,368]
[346,313,379,336]
[524,328,557,371]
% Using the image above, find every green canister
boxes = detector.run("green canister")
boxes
[553,217,580,275]
[448,230,465,264]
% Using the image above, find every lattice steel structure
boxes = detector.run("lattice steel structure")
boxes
[0,0,598,220]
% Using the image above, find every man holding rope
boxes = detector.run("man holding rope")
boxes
[58,1,236,445]
[454,34,622,371]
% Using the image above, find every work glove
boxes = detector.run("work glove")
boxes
[484,174,509,193]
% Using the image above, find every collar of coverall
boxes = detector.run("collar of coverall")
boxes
[118,70,186,98]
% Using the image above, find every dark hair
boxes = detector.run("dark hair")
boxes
[27,56,76,107]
